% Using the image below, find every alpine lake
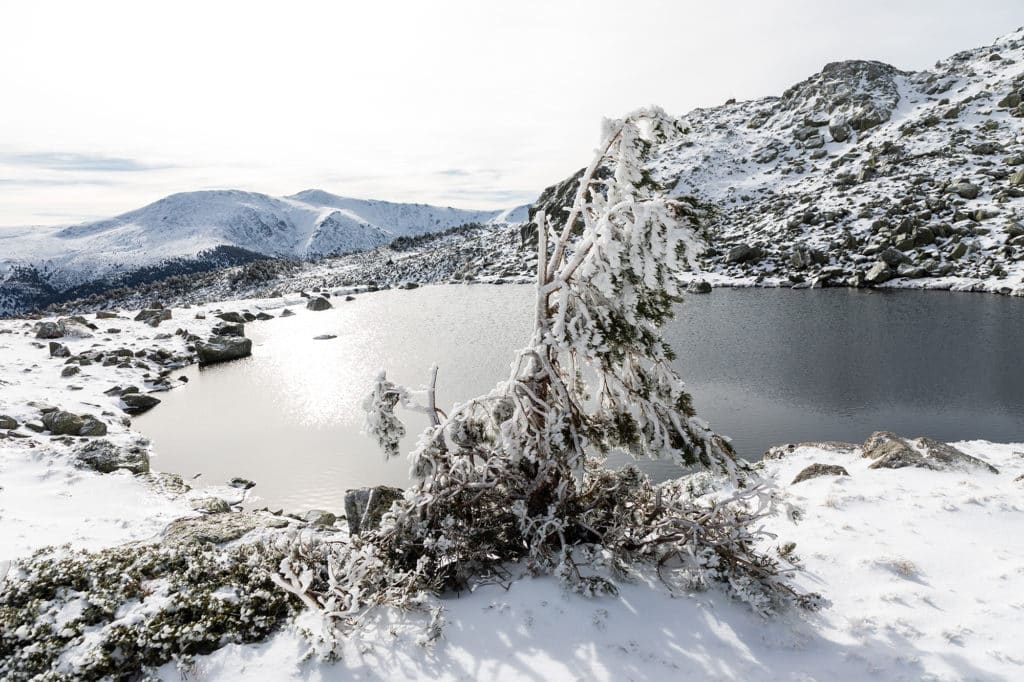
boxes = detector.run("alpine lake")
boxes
[134,285,1024,514]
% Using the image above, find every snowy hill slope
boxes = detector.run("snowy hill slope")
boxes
[534,27,1024,295]
[0,190,527,314]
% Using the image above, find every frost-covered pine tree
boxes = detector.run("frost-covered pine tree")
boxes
[274,109,821,641]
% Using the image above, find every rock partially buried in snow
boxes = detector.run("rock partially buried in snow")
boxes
[792,463,851,484]
[75,439,149,474]
[306,296,332,311]
[0,415,19,430]
[313,334,337,340]
[196,337,252,365]
[344,486,403,536]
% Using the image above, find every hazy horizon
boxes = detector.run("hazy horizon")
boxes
[2,0,1021,227]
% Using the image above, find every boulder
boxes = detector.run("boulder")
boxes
[792,463,850,484]
[0,415,18,430]
[190,496,232,514]
[306,297,332,311]
[134,309,172,324]
[212,321,245,337]
[121,393,162,415]
[948,242,968,260]
[196,337,252,365]
[41,410,84,436]
[829,122,850,143]
[344,486,403,536]
[686,280,712,294]
[34,321,65,339]
[726,243,764,264]
[948,182,980,199]
[313,334,337,340]
[879,247,908,267]
[162,512,261,545]
[61,366,80,378]
[303,509,338,527]
[77,414,108,436]
[280,309,295,317]
[49,342,71,358]
[75,439,149,474]
[1009,169,1024,187]
[915,437,998,474]
[863,431,934,470]
[864,261,894,285]
[96,311,118,319]
[216,311,247,324]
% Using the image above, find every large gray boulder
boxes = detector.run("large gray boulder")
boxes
[306,296,333,311]
[726,243,764,264]
[864,261,894,285]
[162,513,261,545]
[863,431,933,470]
[134,309,172,325]
[0,415,18,430]
[687,280,712,294]
[34,321,65,339]
[75,439,150,474]
[196,337,252,365]
[121,393,162,415]
[344,486,403,535]
[916,437,998,474]
[41,410,84,436]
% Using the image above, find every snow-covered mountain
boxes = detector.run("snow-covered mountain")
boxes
[0,190,528,313]
[533,27,1024,294]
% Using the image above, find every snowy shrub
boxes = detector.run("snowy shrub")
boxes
[0,540,293,680]
[272,108,823,646]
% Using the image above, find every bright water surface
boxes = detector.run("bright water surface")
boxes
[135,285,1024,513]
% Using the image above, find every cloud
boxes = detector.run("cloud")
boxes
[442,188,538,205]
[0,151,173,172]
[0,177,117,187]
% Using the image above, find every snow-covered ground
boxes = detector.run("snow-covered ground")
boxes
[148,441,1023,682]
[2,298,1022,680]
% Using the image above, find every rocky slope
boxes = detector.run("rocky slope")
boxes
[534,27,1024,295]
[0,190,528,315]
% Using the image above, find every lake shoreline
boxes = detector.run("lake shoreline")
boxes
[2,287,1023,679]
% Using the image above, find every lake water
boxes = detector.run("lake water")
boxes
[135,285,1024,514]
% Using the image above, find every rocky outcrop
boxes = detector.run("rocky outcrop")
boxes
[862,431,999,472]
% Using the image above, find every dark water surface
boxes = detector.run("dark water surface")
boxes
[135,285,1024,512]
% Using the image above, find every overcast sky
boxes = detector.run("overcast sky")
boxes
[1,1,1021,227]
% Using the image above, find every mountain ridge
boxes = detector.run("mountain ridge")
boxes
[0,189,529,313]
